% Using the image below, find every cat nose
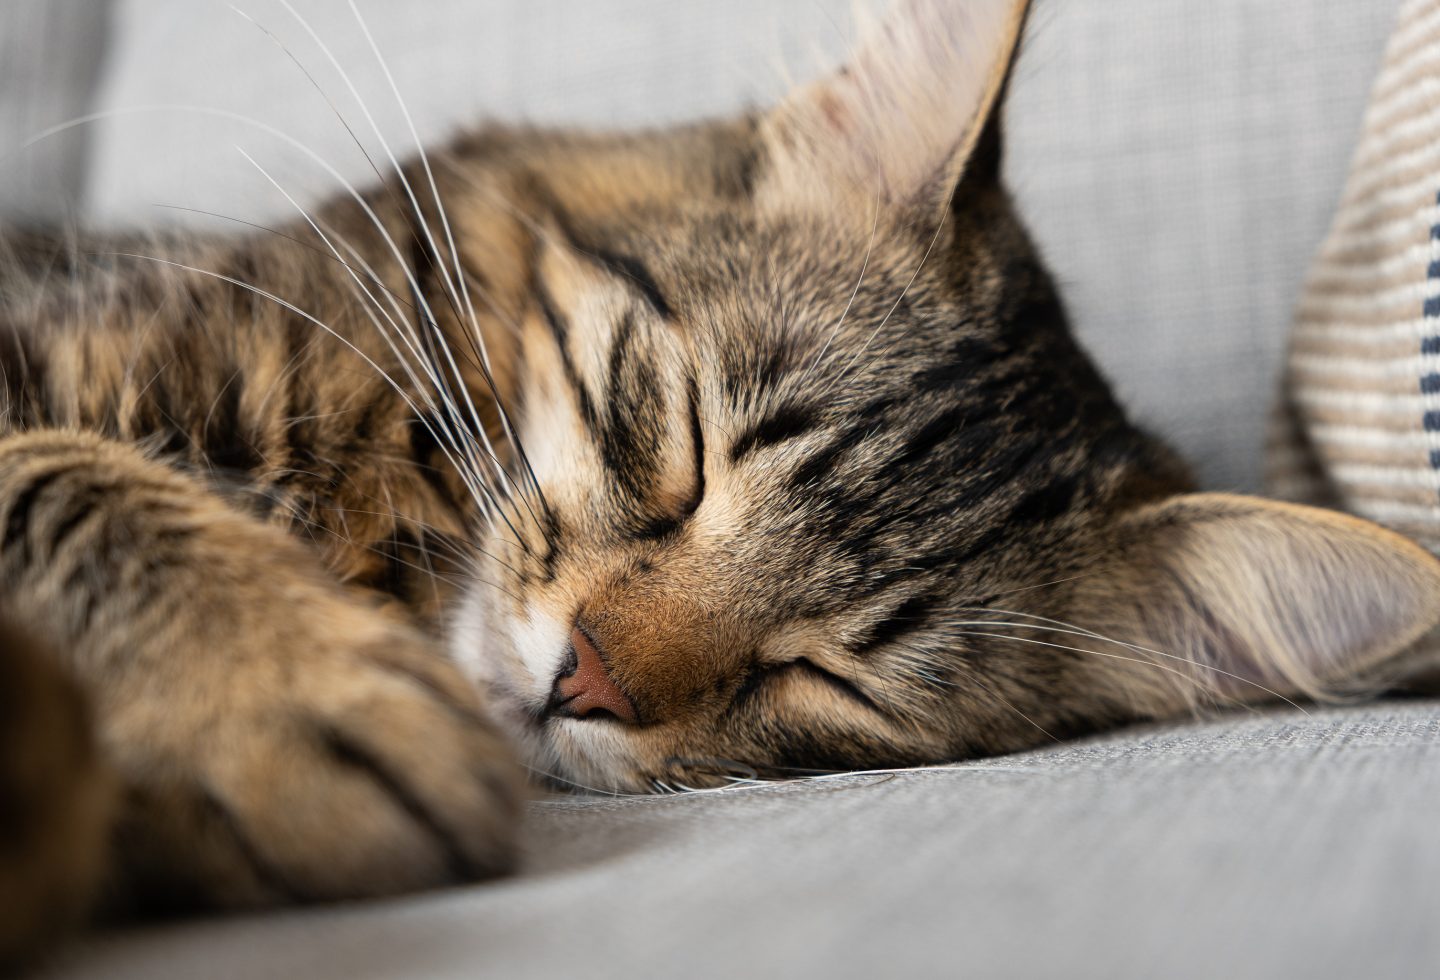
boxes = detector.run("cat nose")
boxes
[549,627,638,724]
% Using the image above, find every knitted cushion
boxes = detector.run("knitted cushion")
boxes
[1271,0,1440,550]
[1269,0,1440,681]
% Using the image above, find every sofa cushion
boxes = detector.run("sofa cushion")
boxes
[83,0,1405,489]
[1271,0,1440,552]
[0,1,110,221]
[44,702,1440,980]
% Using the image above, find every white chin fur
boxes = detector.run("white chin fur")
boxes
[446,580,643,792]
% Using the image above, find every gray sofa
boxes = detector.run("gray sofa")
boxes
[9,1,1437,977]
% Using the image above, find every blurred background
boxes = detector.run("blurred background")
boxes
[0,0,1407,491]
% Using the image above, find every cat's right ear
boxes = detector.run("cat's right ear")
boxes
[756,0,1032,225]
[1066,493,1440,705]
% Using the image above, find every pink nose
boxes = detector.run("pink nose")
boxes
[552,627,638,724]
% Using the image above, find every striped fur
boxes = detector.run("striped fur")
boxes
[6,0,1440,963]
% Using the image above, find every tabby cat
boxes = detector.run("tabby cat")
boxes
[4,0,1440,967]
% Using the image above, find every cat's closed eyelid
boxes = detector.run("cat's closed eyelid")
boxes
[732,656,888,718]
[790,658,889,716]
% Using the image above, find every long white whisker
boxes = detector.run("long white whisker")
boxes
[17,103,510,515]
[345,0,479,377]
[965,672,1061,742]
[524,765,645,799]
[226,4,392,190]
[346,0,550,516]
[951,629,1271,715]
[544,762,1046,802]
[155,100,528,539]
[67,96,528,540]
[831,209,946,385]
[955,608,1306,712]
[236,148,521,538]
[798,197,880,387]
[315,218,540,545]
[270,0,541,524]
[338,506,524,580]
[230,6,541,530]
[104,251,519,537]
[148,203,415,311]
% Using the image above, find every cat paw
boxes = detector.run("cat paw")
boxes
[111,616,526,909]
[0,620,113,969]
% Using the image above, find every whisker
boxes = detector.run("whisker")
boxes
[831,191,949,385]
[226,4,392,189]
[149,203,417,312]
[798,195,880,386]
[271,0,549,531]
[965,673,1062,743]
[950,628,1278,715]
[622,762,1045,800]
[953,608,1306,713]
[524,765,645,799]
[232,148,533,547]
[25,100,522,538]
[965,575,1085,604]
[337,506,524,580]
[102,250,506,529]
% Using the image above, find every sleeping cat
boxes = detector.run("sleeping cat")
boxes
[4,0,1440,967]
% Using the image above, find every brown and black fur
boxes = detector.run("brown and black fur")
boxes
[4,0,1440,967]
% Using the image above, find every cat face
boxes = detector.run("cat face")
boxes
[445,0,1440,792]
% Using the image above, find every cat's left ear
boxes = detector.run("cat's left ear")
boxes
[758,0,1032,223]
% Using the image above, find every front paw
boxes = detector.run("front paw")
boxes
[0,620,113,969]
[109,618,525,910]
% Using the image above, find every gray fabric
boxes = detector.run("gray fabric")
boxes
[81,0,858,229]
[40,702,1440,980]
[79,0,1406,490]
[1005,0,1403,490]
[0,0,112,221]
[8,5,1440,978]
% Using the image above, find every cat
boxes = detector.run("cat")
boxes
[4,0,1440,968]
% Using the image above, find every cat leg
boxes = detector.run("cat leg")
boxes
[0,429,523,925]
[0,616,112,971]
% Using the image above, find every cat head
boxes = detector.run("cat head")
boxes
[435,0,1440,792]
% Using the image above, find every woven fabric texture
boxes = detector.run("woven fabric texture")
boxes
[0,1,110,220]
[1270,0,1440,550]
[43,702,1440,980]
[5,7,1440,978]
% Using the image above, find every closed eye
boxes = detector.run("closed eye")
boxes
[792,658,887,715]
[733,657,887,716]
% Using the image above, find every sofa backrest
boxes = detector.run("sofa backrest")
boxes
[0,0,1408,490]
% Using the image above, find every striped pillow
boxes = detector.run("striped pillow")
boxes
[1270,0,1440,556]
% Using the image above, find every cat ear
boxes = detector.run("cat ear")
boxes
[1071,493,1440,703]
[758,0,1032,221]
